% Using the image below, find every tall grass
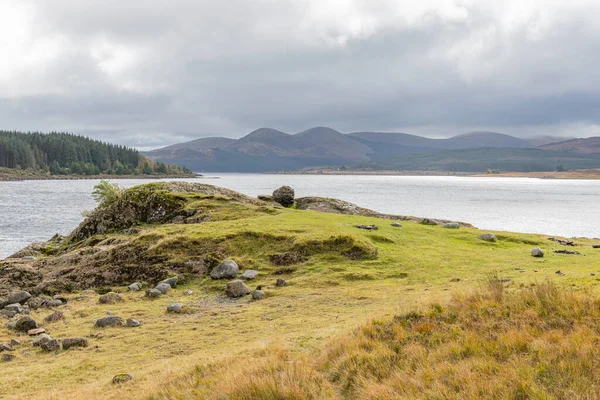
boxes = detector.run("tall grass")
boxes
[154,281,600,399]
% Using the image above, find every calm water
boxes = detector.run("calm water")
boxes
[1,174,599,258]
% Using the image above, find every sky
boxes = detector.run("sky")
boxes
[1,0,600,149]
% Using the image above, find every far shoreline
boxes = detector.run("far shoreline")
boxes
[0,173,200,182]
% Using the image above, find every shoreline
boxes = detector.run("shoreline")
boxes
[0,173,199,182]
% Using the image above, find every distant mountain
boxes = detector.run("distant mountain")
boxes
[538,137,600,154]
[145,127,582,172]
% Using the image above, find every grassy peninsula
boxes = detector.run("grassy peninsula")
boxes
[1,183,600,399]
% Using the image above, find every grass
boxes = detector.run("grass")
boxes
[2,184,600,399]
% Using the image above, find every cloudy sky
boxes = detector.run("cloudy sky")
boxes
[1,0,600,149]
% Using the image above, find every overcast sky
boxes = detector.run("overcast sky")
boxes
[1,0,600,149]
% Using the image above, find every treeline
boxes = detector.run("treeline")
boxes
[0,131,192,176]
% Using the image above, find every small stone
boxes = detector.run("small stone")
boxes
[184,290,194,295]
[126,319,141,327]
[32,334,52,347]
[531,248,544,258]
[167,303,183,313]
[4,303,23,314]
[210,260,239,280]
[112,373,133,384]
[593,244,600,249]
[2,353,15,362]
[443,223,460,229]
[154,283,171,295]
[128,282,142,291]
[81,289,96,295]
[95,316,123,328]
[44,310,64,323]
[240,270,259,280]
[0,343,12,352]
[5,321,17,330]
[252,290,265,300]
[225,280,251,298]
[28,328,46,336]
[355,224,378,231]
[45,299,63,308]
[98,293,123,305]
[7,291,31,305]
[391,222,402,227]
[146,289,162,298]
[276,278,287,287]
[62,338,88,350]
[41,339,60,352]
[478,233,497,242]
[15,316,37,332]
[556,270,565,276]
[159,277,178,288]
[10,339,20,346]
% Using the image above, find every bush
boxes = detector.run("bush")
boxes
[92,180,123,208]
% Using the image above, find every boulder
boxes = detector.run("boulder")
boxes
[443,223,460,229]
[159,277,178,288]
[391,222,402,227]
[155,283,171,295]
[272,186,295,207]
[28,328,46,336]
[44,311,64,323]
[240,270,259,280]
[478,233,497,242]
[4,304,23,314]
[32,334,53,347]
[95,316,123,328]
[112,373,134,384]
[5,321,16,330]
[146,289,162,298]
[26,296,49,310]
[45,299,63,308]
[7,291,31,305]
[62,338,88,350]
[276,278,287,287]
[210,260,239,280]
[593,244,600,249]
[531,248,545,258]
[2,354,15,362]
[98,293,123,304]
[128,282,142,291]
[0,309,17,319]
[252,290,265,300]
[225,280,250,298]
[126,319,141,327]
[419,218,438,226]
[167,303,183,313]
[15,316,38,332]
[0,343,12,352]
[41,339,60,352]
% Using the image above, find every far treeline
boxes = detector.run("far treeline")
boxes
[0,131,193,176]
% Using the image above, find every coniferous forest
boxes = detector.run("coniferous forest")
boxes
[0,131,192,176]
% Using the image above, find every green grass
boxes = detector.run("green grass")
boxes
[2,184,600,399]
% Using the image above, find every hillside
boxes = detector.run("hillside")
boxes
[146,128,571,172]
[1,182,600,399]
[0,131,192,177]
[539,136,600,154]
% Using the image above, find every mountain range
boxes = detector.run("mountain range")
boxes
[145,127,600,172]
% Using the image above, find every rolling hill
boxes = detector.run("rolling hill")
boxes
[145,127,595,172]
[538,137,600,154]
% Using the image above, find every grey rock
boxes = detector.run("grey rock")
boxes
[184,290,194,295]
[478,233,497,242]
[45,299,63,308]
[32,334,53,347]
[531,247,545,257]
[159,277,178,288]
[15,316,37,332]
[5,321,16,330]
[251,290,265,300]
[95,316,123,328]
[4,303,23,314]
[146,289,162,298]
[0,343,12,352]
[593,244,600,249]
[167,303,183,313]
[126,319,141,327]
[62,338,88,350]
[276,278,287,287]
[240,270,259,280]
[128,282,142,291]
[8,291,31,305]
[10,339,20,346]
[28,328,46,336]
[0,309,17,319]
[0,298,7,309]
[272,186,295,207]
[81,289,96,295]
[2,353,15,362]
[23,256,36,261]
[419,218,438,226]
[155,283,171,295]
[391,222,402,227]
[112,373,133,384]
[210,260,239,280]
[225,280,250,298]
[41,339,60,352]
[44,310,64,323]
[98,293,123,304]
[443,223,460,229]
[26,296,48,310]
